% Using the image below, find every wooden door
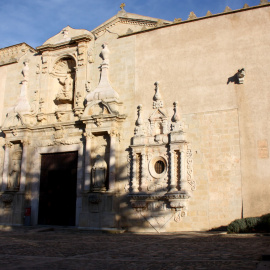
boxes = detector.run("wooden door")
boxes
[38,151,78,226]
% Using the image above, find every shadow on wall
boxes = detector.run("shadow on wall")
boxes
[0,135,171,233]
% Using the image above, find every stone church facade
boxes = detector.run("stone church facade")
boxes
[0,2,269,232]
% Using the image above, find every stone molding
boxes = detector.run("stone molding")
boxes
[119,3,270,38]
[0,43,36,67]
[36,34,92,52]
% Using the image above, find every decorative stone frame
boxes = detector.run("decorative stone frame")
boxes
[128,82,195,222]
[148,155,168,179]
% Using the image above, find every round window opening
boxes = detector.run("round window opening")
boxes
[154,160,165,174]
[149,156,167,179]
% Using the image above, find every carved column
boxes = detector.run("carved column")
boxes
[19,139,30,192]
[131,151,139,193]
[84,131,92,192]
[108,130,117,192]
[169,145,177,192]
[141,149,146,192]
[180,146,187,191]
[2,142,12,191]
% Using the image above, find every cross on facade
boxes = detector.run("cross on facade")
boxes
[120,3,125,10]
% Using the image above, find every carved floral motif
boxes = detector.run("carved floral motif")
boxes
[187,148,195,191]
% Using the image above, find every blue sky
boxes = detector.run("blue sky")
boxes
[0,0,261,49]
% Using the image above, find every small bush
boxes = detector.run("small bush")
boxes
[227,217,261,234]
[246,217,261,231]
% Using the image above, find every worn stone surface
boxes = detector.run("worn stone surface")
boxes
[0,4,269,232]
[0,228,269,269]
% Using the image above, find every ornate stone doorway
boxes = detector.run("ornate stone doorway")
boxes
[38,151,78,226]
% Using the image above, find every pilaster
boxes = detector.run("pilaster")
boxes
[1,142,11,191]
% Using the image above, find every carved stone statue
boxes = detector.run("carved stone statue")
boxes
[100,44,110,65]
[22,61,29,81]
[92,155,107,192]
[56,73,74,101]
[8,151,22,190]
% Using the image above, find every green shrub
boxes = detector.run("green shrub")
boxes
[227,217,261,234]
[246,217,261,231]
[227,218,247,233]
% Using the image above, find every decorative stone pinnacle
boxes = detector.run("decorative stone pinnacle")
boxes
[134,104,145,136]
[174,18,182,23]
[153,82,163,109]
[260,0,269,5]
[85,43,119,104]
[120,3,125,10]
[188,12,197,20]
[172,101,180,123]
[224,6,232,13]
[136,104,143,126]
[206,10,212,16]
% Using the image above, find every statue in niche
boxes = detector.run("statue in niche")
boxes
[92,155,107,192]
[56,72,74,102]
[53,57,76,110]
[8,150,22,190]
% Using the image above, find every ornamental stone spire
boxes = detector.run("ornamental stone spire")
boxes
[85,44,119,103]
[153,81,163,109]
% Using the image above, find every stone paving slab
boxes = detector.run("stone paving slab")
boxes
[0,228,269,269]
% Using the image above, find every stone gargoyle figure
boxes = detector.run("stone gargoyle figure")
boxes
[237,68,245,84]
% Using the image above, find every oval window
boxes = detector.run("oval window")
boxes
[154,160,165,174]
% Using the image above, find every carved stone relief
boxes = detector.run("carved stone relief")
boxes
[52,57,76,116]
[8,143,22,191]
[77,42,87,66]
[128,82,195,223]
[59,27,71,43]
[92,155,107,192]
[91,133,110,191]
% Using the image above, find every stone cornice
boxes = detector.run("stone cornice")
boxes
[36,34,92,52]
[119,3,270,38]
[92,16,171,37]
[0,43,36,67]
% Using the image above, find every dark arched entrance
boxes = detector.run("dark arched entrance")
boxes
[38,151,78,226]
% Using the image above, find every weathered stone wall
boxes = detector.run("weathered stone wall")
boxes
[133,5,270,227]
[0,4,269,231]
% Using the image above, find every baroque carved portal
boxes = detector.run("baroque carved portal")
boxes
[53,57,76,111]
[128,82,195,222]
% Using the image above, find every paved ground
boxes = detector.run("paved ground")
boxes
[0,227,269,270]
